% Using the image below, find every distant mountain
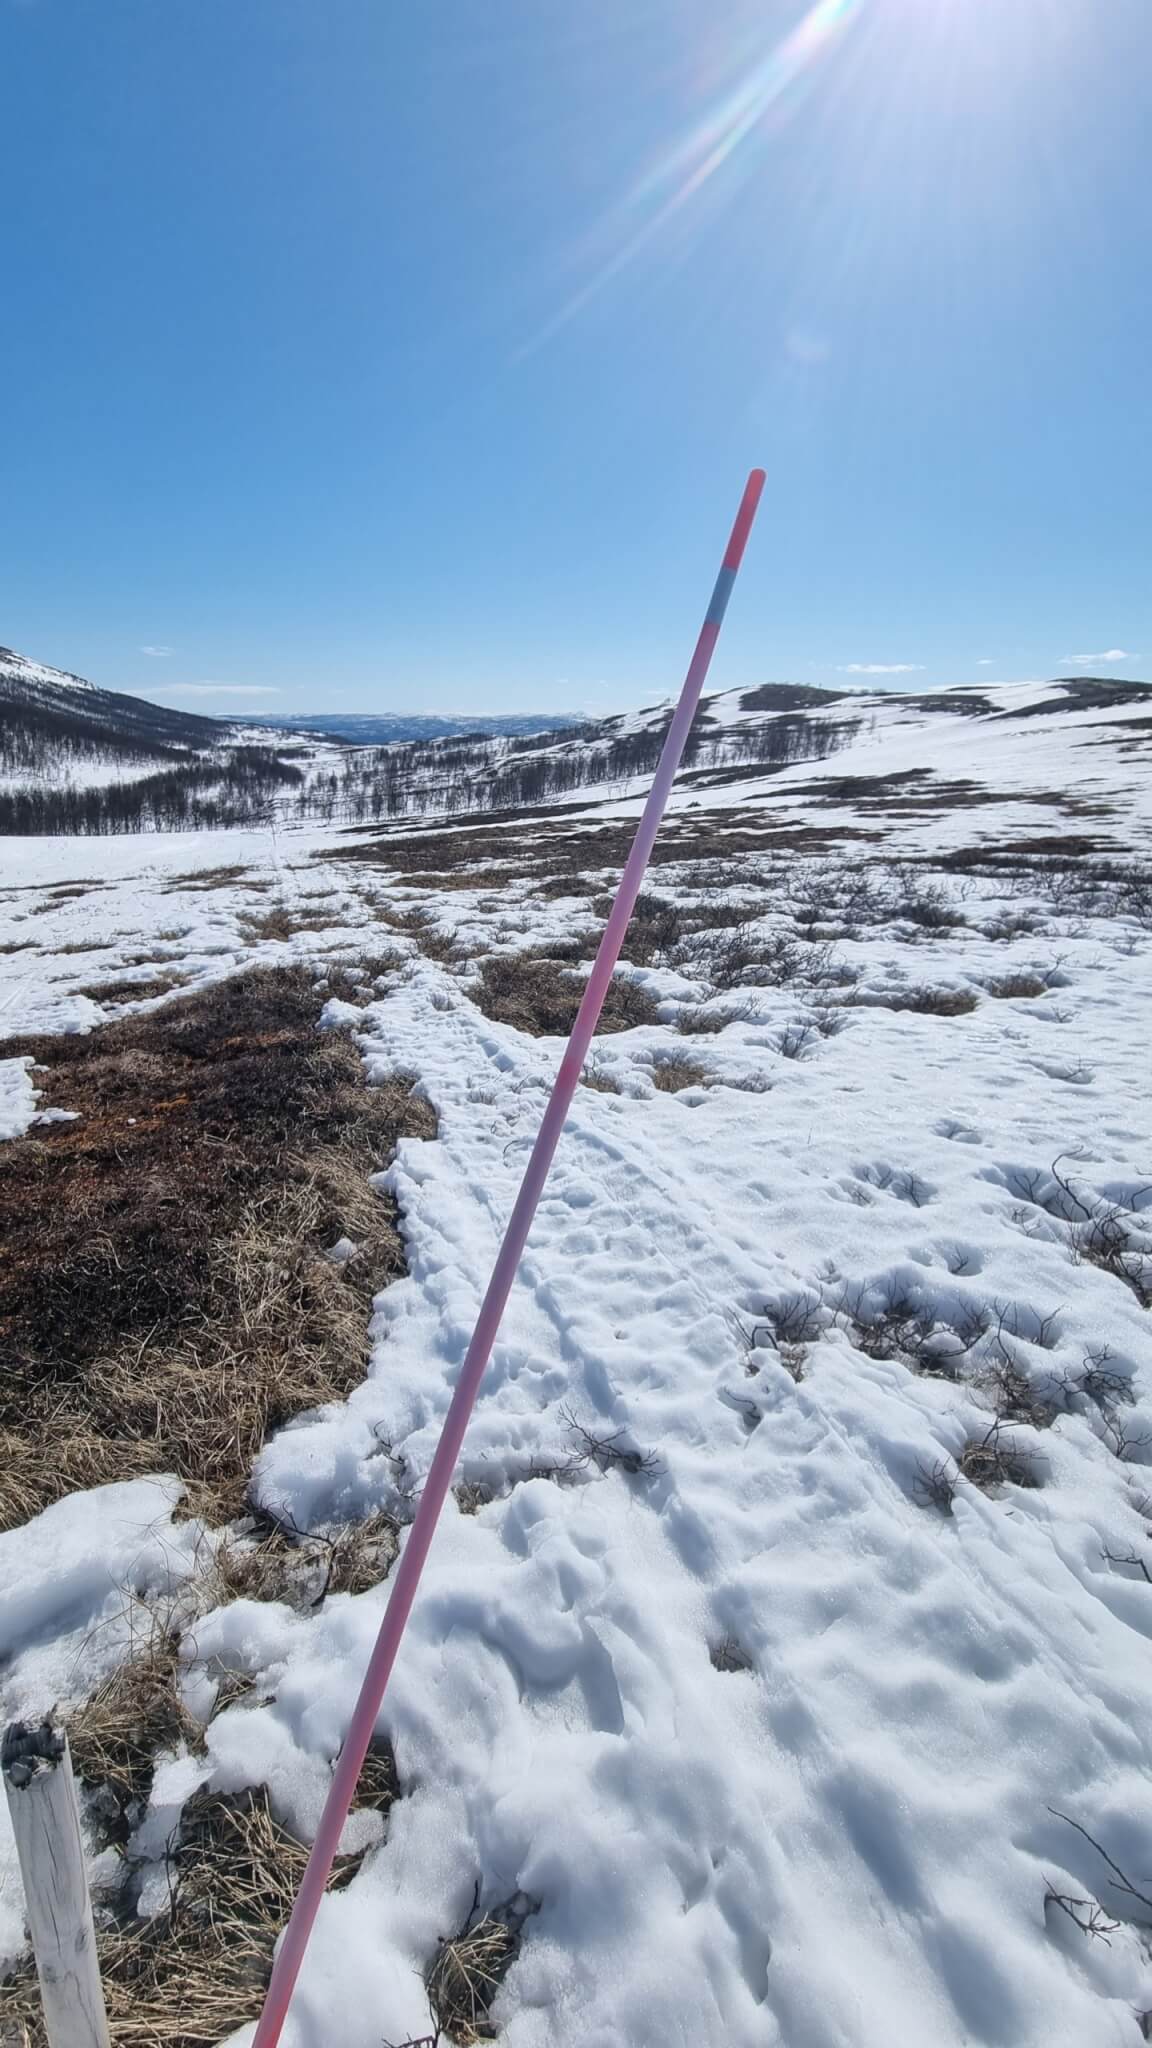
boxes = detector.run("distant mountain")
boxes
[0,644,228,751]
[0,645,96,696]
[252,711,587,745]
[0,643,298,832]
[3,640,1148,841]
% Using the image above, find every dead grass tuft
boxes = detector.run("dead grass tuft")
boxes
[454,1480,495,1516]
[238,904,342,942]
[68,1628,203,1845]
[385,907,466,962]
[475,951,659,1038]
[983,973,1048,1000]
[213,1507,399,1611]
[353,1738,400,1814]
[650,1055,708,1093]
[426,1891,534,2045]
[579,1059,622,1094]
[675,1005,728,1035]
[170,863,253,889]
[959,1421,1041,1492]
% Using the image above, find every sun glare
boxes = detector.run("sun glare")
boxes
[522,0,865,351]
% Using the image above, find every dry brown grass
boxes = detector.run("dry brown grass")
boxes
[353,1739,400,1813]
[1,1785,364,2048]
[426,1895,530,2045]
[237,904,341,942]
[982,972,1047,999]
[959,1422,1041,1492]
[396,868,523,895]
[476,951,659,1038]
[0,966,436,1529]
[213,1508,399,1610]
[384,906,466,962]
[67,1625,204,1845]
[675,1005,729,1035]
[329,809,873,891]
[74,973,188,1005]
[170,863,253,888]
[454,1479,496,1516]
[579,1060,622,1094]
[650,1055,708,1094]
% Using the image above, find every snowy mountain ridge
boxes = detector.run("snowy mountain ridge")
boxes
[0,644,95,694]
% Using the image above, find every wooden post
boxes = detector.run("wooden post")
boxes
[2,1720,111,2048]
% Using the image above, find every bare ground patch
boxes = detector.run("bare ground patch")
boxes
[650,1054,708,1093]
[328,808,880,893]
[237,904,346,942]
[0,965,435,1528]
[168,862,254,890]
[474,950,659,1037]
[74,972,189,1005]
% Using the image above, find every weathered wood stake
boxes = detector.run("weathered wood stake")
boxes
[2,1720,111,2048]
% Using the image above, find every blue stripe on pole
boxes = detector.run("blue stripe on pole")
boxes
[704,564,737,626]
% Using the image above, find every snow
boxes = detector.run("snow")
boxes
[0,1478,203,1964]
[1,680,1151,2046]
[0,1053,36,1138]
[235,944,1152,2048]
[0,755,184,796]
[0,647,95,694]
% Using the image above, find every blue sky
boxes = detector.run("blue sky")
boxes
[3,0,1149,717]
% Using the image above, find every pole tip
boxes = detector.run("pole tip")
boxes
[3,1720,64,1789]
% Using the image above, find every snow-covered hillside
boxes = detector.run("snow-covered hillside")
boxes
[1,674,1151,2048]
[0,645,95,694]
[0,641,344,824]
[0,640,229,799]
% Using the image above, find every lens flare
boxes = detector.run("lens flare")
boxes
[522,0,864,352]
[635,0,863,215]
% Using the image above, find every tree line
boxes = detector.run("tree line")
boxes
[285,711,859,826]
[0,748,303,835]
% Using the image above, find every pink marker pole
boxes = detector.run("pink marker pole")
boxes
[251,467,766,2048]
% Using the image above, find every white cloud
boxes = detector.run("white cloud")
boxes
[1063,648,1132,665]
[977,659,994,666]
[140,644,174,658]
[836,662,925,676]
[157,682,282,697]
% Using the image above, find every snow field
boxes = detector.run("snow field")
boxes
[1,684,1151,2046]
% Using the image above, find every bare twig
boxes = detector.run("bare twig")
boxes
[1048,1809,1152,1922]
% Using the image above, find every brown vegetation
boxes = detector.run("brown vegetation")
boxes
[475,949,659,1037]
[1,1785,370,2048]
[0,966,435,1528]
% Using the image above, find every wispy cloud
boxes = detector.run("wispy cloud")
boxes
[140,644,174,658]
[977,659,994,667]
[1063,648,1132,665]
[154,682,282,697]
[837,662,925,676]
